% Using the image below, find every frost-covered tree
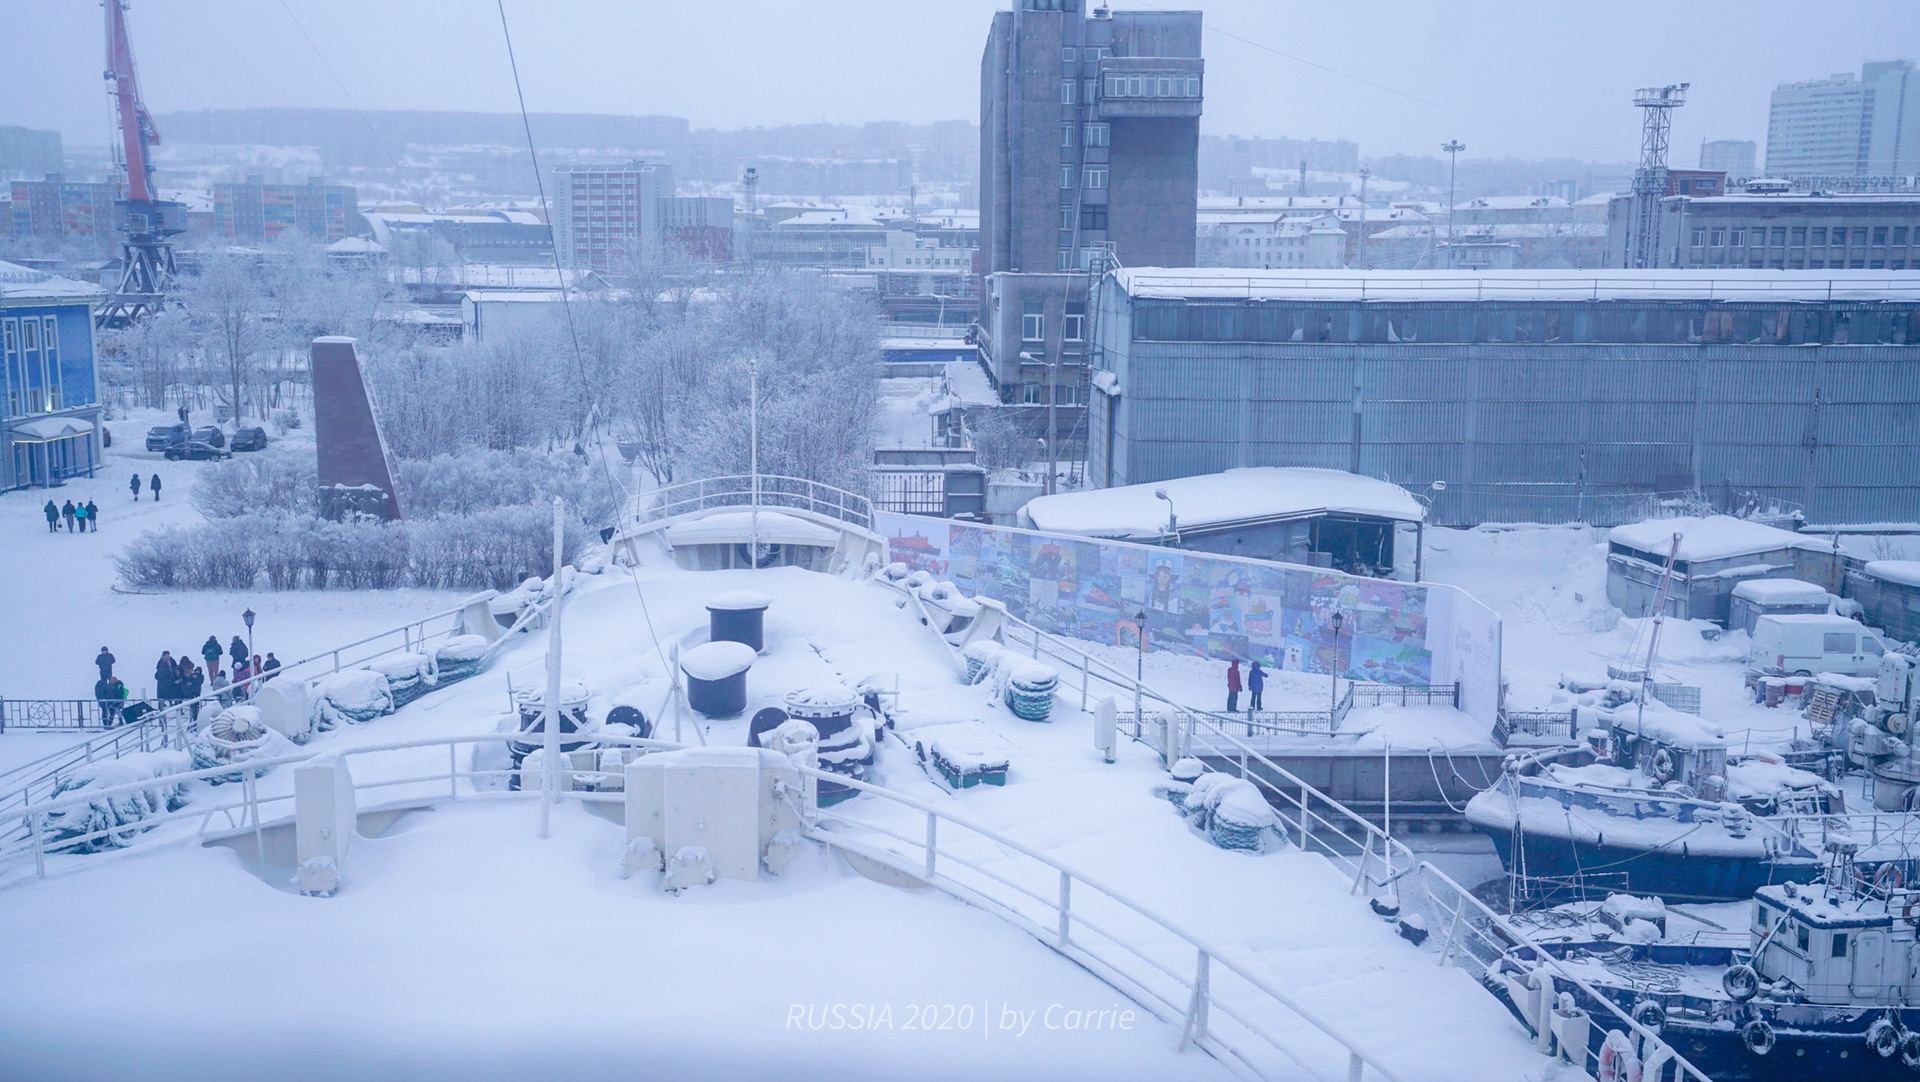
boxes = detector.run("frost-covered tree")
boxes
[171,248,266,425]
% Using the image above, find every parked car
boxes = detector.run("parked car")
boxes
[1749,613,1891,678]
[192,426,225,448]
[144,422,189,452]
[163,440,231,462]
[229,426,269,452]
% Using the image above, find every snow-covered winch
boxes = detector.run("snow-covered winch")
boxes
[681,640,756,718]
[705,590,772,653]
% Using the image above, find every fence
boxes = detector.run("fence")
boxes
[0,699,105,732]
[622,474,875,534]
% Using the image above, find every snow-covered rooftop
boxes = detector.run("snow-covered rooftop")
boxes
[1865,560,1920,588]
[0,261,104,302]
[1023,467,1424,541]
[1114,267,1920,303]
[1608,516,1820,562]
[1730,578,1828,602]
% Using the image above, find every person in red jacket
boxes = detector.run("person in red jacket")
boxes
[1226,659,1242,714]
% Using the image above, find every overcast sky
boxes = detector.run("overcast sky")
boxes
[3,0,1915,165]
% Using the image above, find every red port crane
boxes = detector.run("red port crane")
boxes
[98,0,186,328]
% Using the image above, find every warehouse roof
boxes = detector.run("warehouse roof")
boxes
[0,261,103,301]
[1023,467,1424,541]
[1608,516,1821,563]
[1113,267,1920,303]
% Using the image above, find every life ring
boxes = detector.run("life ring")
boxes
[1598,1031,1643,1082]
[1650,747,1676,784]
[1742,1019,1776,1055]
[1891,712,1911,735]
[1869,1018,1901,1058]
[1875,863,1907,893]
[1723,963,1760,1002]
[1631,999,1666,1035]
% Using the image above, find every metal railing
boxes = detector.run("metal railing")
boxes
[808,767,1404,1082]
[983,609,1708,1082]
[622,474,875,534]
[1,699,107,731]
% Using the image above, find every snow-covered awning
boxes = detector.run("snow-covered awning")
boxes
[9,416,95,442]
[663,510,843,548]
[1023,467,1424,541]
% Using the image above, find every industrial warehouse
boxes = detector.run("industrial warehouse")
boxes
[1086,268,1920,524]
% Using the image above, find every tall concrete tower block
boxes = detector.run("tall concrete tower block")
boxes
[311,336,401,521]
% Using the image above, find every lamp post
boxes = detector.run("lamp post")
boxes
[1329,609,1344,723]
[1154,488,1178,541]
[1442,140,1465,248]
[242,607,255,663]
[1134,608,1148,748]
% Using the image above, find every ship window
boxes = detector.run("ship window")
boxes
[1833,932,1848,958]
[1796,924,1809,952]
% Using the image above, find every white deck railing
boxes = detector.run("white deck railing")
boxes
[621,474,875,534]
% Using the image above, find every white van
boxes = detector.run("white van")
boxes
[1750,613,1891,678]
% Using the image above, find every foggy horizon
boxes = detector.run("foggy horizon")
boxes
[4,0,1918,166]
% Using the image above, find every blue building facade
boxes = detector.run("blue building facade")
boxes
[1,262,103,490]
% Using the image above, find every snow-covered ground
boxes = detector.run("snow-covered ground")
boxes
[0,410,463,702]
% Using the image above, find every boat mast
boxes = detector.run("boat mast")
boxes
[1637,533,1683,729]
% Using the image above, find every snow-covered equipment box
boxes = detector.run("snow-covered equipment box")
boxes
[908,721,1013,790]
[623,746,808,887]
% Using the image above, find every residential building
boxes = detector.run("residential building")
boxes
[366,210,553,267]
[1087,268,1920,524]
[1767,60,1920,178]
[977,0,1203,427]
[0,127,63,180]
[8,175,116,243]
[1699,139,1758,179]
[1198,212,1345,269]
[211,175,362,240]
[551,162,734,271]
[1,262,104,489]
[1608,190,1920,269]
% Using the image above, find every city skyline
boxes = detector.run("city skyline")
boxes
[1,0,1917,165]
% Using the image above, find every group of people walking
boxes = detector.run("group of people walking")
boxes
[43,499,99,533]
[92,635,281,727]
[129,472,161,501]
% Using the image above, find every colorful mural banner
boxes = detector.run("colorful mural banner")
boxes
[874,512,1444,687]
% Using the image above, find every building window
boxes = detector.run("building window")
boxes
[1061,79,1076,104]
[1022,304,1044,342]
[1083,166,1108,189]
[1834,933,1849,958]
[1080,204,1108,231]
[1060,205,1076,230]
[1730,228,1745,247]
[1690,229,1706,247]
[1790,227,1806,246]
[1186,76,1201,96]
[1083,79,1095,102]
[40,316,59,411]
[1897,226,1911,245]
[1874,226,1889,245]
[1057,249,1074,270]
[1061,165,1075,189]
[1771,227,1786,247]
[1021,383,1044,405]
[1062,124,1075,147]
[1055,382,1083,406]
[1061,46,1077,62]
[1064,303,1086,341]
[1854,228,1869,246]
[1811,227,1826,245]
[1084,123,1110,147]
[1105,74,1125,97]
[1710,228,1725,246]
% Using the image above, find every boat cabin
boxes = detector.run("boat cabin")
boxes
[1603,706,1728,794]
[1751,873,1915,1007]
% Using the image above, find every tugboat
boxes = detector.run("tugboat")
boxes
[1466,696,1841,902]
[1494,841,1920,1081]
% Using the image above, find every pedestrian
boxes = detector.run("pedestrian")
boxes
[61,499,76,532]
[1226,658,1242,714]
[154,651,177,704]
[229,635,247,668]
[95,646,116,681]
[94,675,115,726]
[183,661,205,719]
[105,677,129,727]
[201,635,223,672]
[1248,660,1266,713]
[129,472,141,501]
[261,652,281,681]
[149,473,162,501]
[85,501,98,532]
[250,655,266,692]
[43,499,59,533]
[232,657,252,697]
[73,501,88,533]
[211,666,231,708]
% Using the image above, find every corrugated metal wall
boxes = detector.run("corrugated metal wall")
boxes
[1106,332,1920,525]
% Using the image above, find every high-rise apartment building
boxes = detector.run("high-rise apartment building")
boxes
[976,0,1202,416]
[1766,60,1920,178]
[212,176,361,240]
[8,175,116,244]
[0,127,63,181]
[1698,139,1757,179]
[551,162,735,271]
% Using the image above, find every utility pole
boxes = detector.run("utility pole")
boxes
[1046,351,1058,496]
[1442,141,1465,248]
[1356,168,1371,269]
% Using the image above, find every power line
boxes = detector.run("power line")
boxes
[1115,0,1637,165]
[273,0,407,174]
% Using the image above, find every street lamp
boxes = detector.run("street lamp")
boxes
[1134,608,1148,744]
[242,607,255,662]
[1442,140,1466,247]
[1329,610,1345,722]
[1154,488,1178,540]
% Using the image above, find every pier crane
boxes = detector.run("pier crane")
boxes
[97,0,187,328]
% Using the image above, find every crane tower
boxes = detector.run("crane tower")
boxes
[98,0,187,328]
[1627,83,1688,269]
